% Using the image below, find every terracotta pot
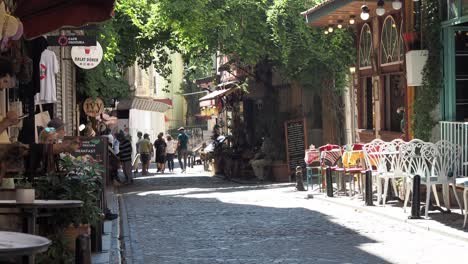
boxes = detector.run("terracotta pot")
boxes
[15,189,35,203]
[271,163,290,182]
[63,224,91,251]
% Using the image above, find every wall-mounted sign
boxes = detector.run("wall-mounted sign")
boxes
[71,41,103,69]
[48,35,96,46]
[83,97,104,117]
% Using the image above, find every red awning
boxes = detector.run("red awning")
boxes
[14,0,116,39]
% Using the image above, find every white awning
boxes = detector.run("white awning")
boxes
[117,97,172,113]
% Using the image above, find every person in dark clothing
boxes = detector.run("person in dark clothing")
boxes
[117,131,133,183]
[153,132,167,173]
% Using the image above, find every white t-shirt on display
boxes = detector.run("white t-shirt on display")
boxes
[35,49,59,104]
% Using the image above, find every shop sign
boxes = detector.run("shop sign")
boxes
[71,41,103,69]
[83,97,104,117]
[48,35,96,46]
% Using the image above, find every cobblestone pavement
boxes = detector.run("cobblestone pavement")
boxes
[119,166,468,264]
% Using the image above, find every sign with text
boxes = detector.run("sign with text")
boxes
[83,97,104,117]
[284,119,308,174]
[48,35,96,46]
[64,136,109,186]
[71,41,103,69]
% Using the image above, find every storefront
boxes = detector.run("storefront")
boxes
[441,0,468,121]
[303,0,410,142]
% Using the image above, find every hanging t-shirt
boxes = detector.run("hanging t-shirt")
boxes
[0,114,10,143]
[35,49,59,104]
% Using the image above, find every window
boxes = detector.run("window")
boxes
[383,74,405,132]
[359,24,373,68]
[381,16,401,64]
[153,76,157,95]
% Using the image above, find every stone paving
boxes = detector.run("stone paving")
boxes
[119,166,468,264]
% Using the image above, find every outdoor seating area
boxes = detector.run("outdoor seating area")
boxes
[304,139,468,228]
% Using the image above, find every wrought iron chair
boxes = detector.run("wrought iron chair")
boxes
[402,139,433,213]
[341,143,365,196]
[362,139,387,204]
[319,144,343,193]
[421,140,464,218]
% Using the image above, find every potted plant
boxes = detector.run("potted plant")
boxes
[15,179,35,204]
[36,155,104,251]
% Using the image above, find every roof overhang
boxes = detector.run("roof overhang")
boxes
[14,0,115,39]
[199,88,239,102]
[302,0,390,27]
[117,97,172,113]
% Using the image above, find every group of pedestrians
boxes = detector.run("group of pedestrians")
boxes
[134,127,189,175]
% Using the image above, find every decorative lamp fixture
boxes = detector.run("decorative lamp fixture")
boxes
[349,66,356,74]
[361,5,370,20]
[337,20,343,29]
[376,0,385,16]
[328,25,334,33]
[349,15,356,25]
[324,29,329,35]
[392,0,402,10]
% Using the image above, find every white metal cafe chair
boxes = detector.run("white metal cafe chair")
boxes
[362,139,387,203]
[421,140,464,218]
[402,139,434,213]
[376,139,408,205]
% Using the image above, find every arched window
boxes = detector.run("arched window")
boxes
[381,16,400,64]
[359,23,372,68]
[399,20,405,60]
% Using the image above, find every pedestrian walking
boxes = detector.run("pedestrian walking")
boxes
[117,131,133,183]
[166,135,176,172]
[177,127,189,173]
[134,131,143,173]
[154,132,167,173]
[139,133,153,175]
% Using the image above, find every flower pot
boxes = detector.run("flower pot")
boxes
[15,188,35,203]
[63,224,91,251]
[271,162,290,182]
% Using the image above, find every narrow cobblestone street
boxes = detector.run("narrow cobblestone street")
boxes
[118,166,468,264]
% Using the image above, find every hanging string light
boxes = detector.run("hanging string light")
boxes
[392,0,402,10]
[376,0,385,16]
[360,5,370,20]
[337,20,343,29]
[349,15,356,25]
[328,25,334,32]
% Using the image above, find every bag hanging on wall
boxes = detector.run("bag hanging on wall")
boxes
[34,104,50,143]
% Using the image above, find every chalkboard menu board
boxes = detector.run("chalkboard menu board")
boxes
[64,136,109,185]
[284,119,307,174]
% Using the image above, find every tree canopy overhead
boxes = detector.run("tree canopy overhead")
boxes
[110,0,354,90]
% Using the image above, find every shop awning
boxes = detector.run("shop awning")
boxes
[117,97,172,113]
[14,0,116,39]
[199,88,238,102]
[301,0,385,27]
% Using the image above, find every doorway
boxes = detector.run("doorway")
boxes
[455,30,468,121]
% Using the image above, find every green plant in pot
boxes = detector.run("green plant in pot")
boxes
[38,155,104,227]
[15,178,35,204]
[36,155,104,252]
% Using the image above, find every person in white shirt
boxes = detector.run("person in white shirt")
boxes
[166,135,176,173]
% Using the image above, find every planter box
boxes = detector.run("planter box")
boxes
[63,224,91,251]
[271,163,290,182]
[15,189,35,204]
[406,50,428,86]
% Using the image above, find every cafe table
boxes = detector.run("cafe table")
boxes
[0,231,52,263]
[0,200,82,264]
[0,200,83,235]
[0,231,51,259]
